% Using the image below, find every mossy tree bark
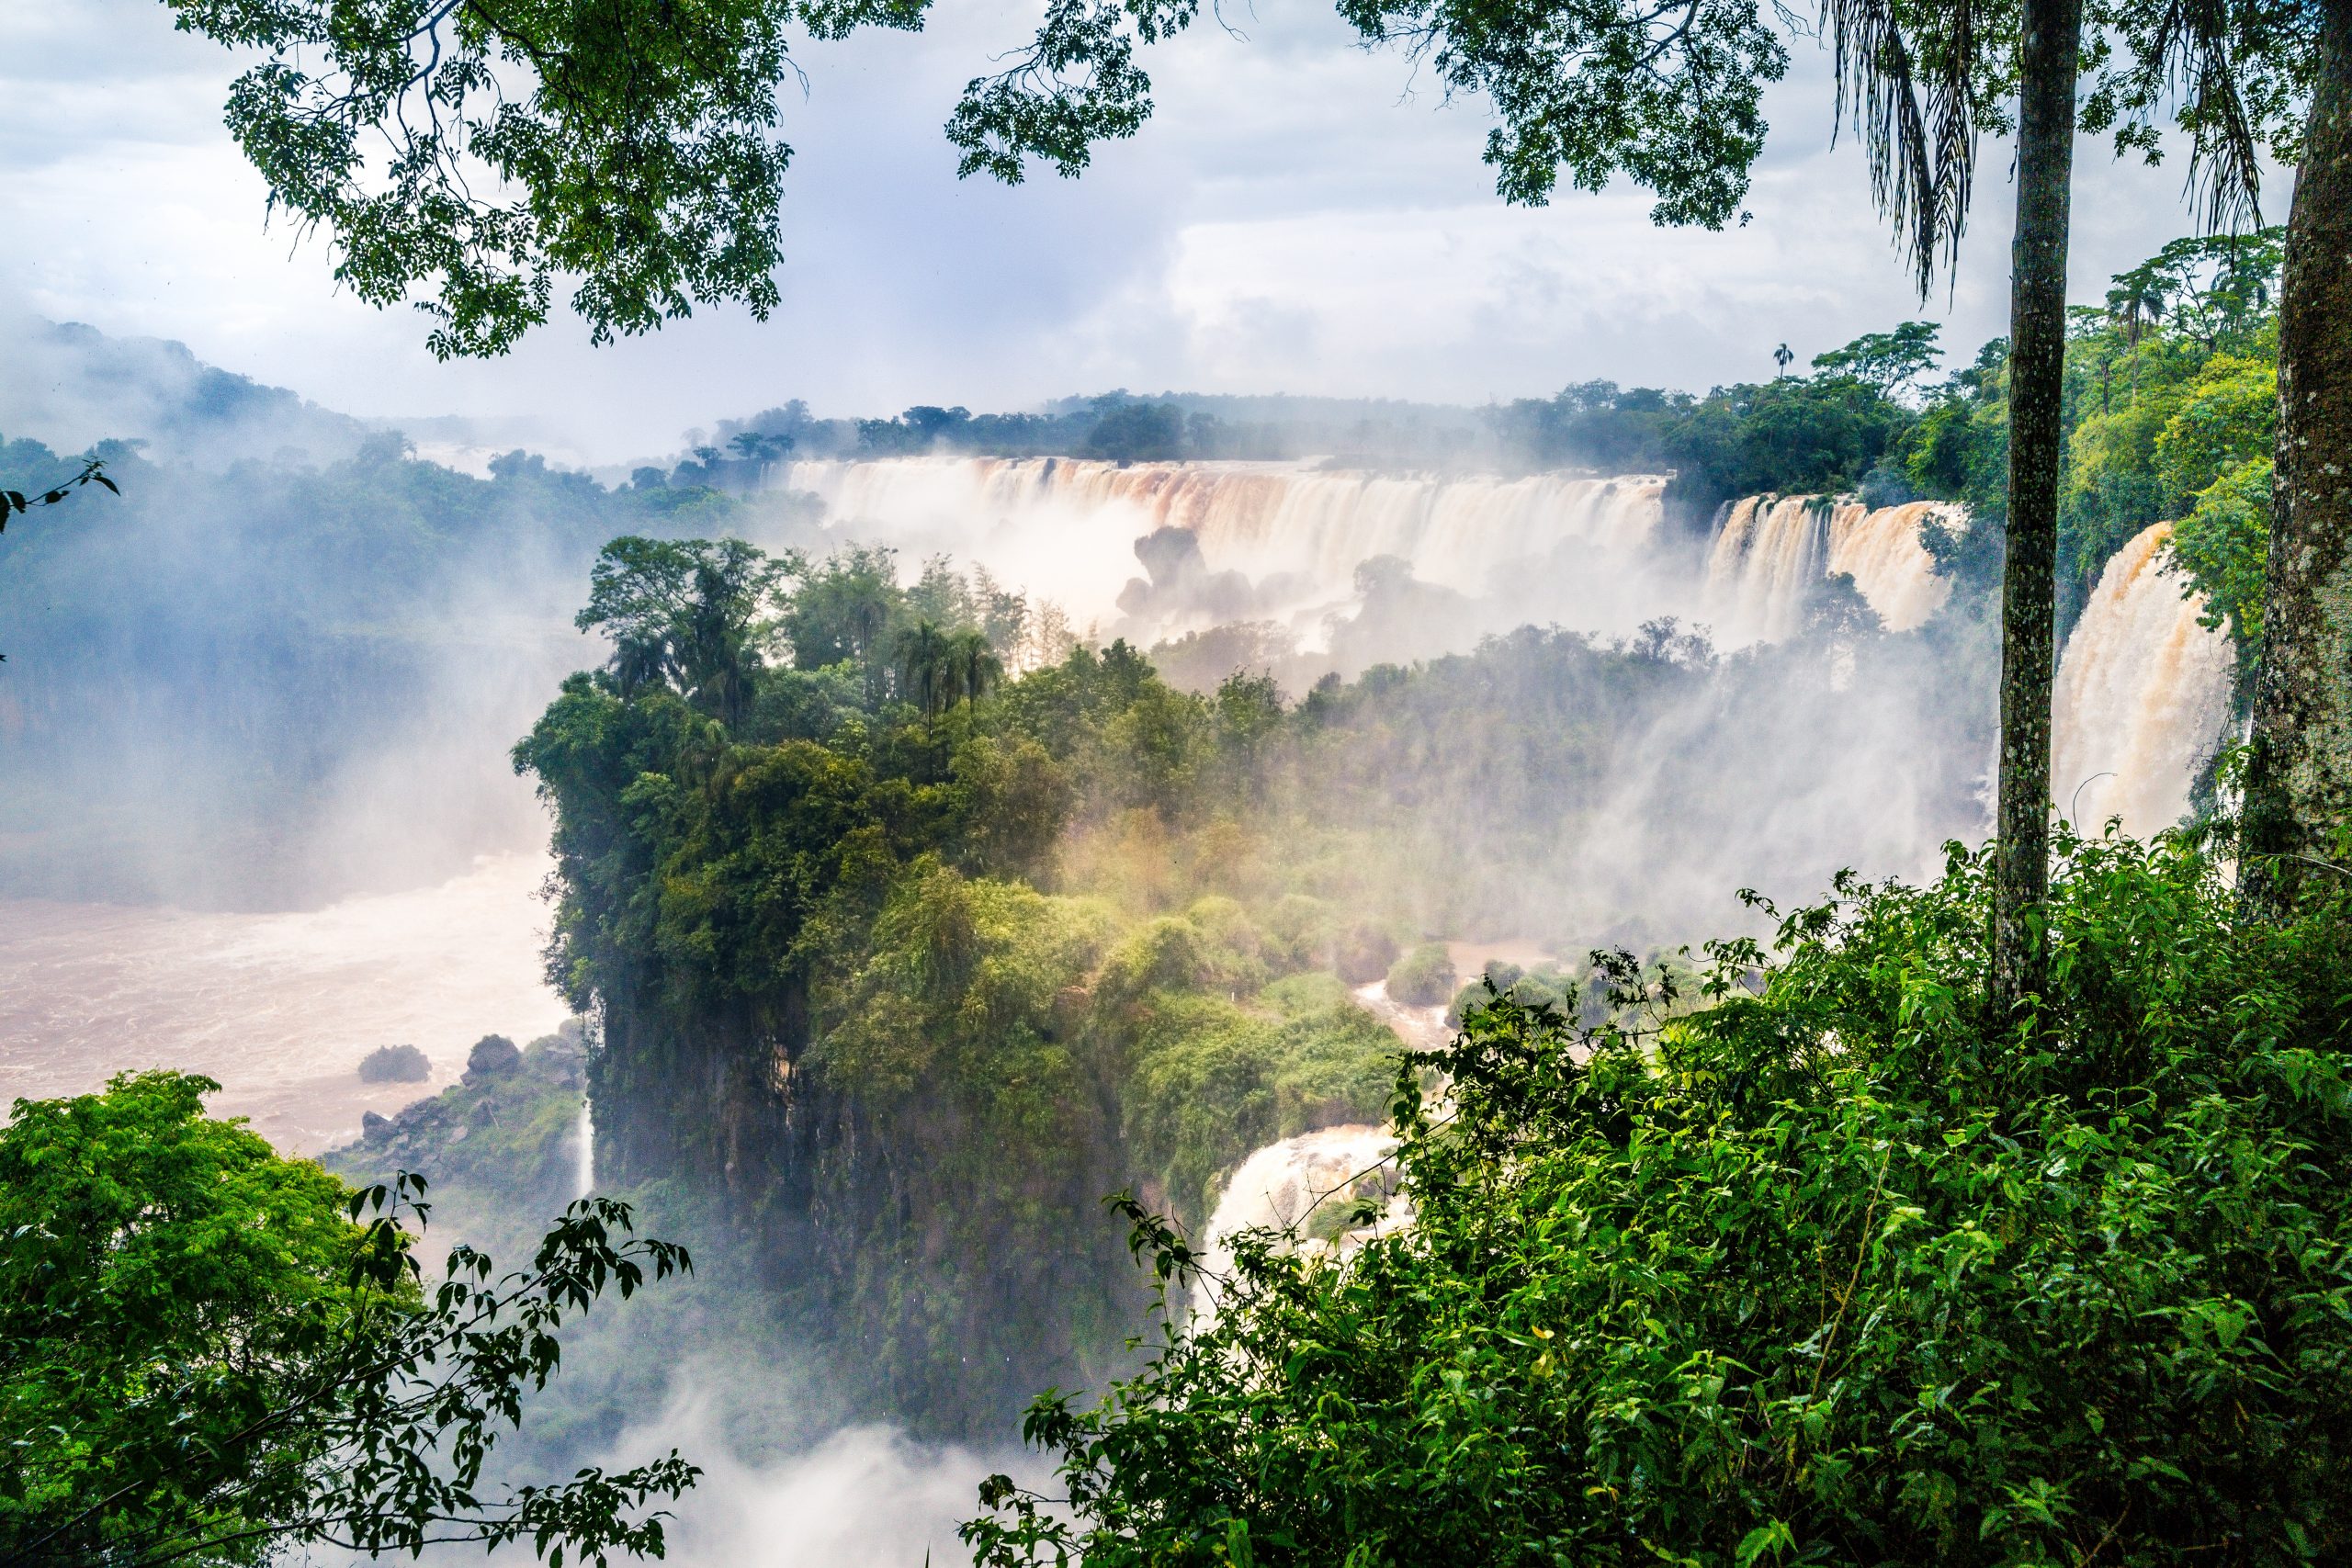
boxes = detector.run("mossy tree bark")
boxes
[1993,0,2084,1013]
[2242,0,2352,917]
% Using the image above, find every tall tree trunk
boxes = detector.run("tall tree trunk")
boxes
[1991,0,2084,1012]
[2241,0,2352,916]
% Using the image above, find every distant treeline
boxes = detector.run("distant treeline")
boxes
[668,229,2280,636]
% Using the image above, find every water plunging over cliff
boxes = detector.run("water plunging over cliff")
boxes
[775,457,1674,647]
[1193,1122,1401,1317]
[1703,496,1957,643]
[2050,522,2236,836]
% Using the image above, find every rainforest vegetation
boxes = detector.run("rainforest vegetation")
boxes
[0,1071,695,1567]
[0,218,2328,1561]
[967,831,2352,1565]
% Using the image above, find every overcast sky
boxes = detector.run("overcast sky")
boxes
[3,0,2257,462]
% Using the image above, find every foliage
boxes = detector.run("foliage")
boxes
[1809,321,1943,398]
[2170,456,2274,653]
[520,525,1997,1432]
[165,0,850,356]
[0,456,116,534]
[0,1071,695,1567]
[1382,940,1455,1005]
[951,0,1788,229]
[967,831,2352,1566]
[1085,401,1187,464]
[1486,361,1921,521]
[356,1043,431,1083]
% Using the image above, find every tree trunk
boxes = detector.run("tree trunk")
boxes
[2241,0,2352,916]
[1991,0,2083,1013]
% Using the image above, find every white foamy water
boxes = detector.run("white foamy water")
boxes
[2051,522,2236,836]
[1704,495,1957,643]
[775,457,1675,648]
[0,851,567,1152]
[1193,1122,1402,1316]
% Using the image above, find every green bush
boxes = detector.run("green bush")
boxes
[969,832,2352,1566]
[1383,942,1455,1006]
[356,1043,429,1083]
[1335,924,1399,985]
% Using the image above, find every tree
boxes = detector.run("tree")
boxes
[0,1071,695,1567]
[2242,0,2352,913]
[2104,231,2284,353]
[2075,0,2335,912]
[1810,321,1944,398]
[965,834,2352,1566]
[945,626,1004,709]
[895,617,955,722]
[577,536,786,728]
[1774,342,1794,378]
[1085,401,1186,464]
[1989,0,2085,1013]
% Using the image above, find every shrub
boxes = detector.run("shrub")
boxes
[1383,942,1455,1006]
[462,1034,522,1083]
[969,832,2352,1566]
[356,1043,430,1083]
[1333,924,1398,985]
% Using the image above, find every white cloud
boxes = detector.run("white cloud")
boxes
[1,0,2263,459]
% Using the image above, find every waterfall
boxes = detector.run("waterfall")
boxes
[2050,522,2236,836]
[1702,495,1956,644]
[574,1097,594,1201]
[772,457,1672,648]
[1193,1122,1401,1318]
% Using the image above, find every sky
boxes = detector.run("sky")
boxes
[1,0,2264,464]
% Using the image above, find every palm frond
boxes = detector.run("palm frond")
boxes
[1823,0,1984,299]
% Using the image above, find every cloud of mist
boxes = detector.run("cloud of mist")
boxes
[593,1394,1014,1568]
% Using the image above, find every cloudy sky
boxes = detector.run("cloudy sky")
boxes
[4,0,2251,462]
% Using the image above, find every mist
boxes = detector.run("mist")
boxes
[1,311,2236,1560]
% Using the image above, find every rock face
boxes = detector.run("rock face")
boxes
[462,1033,523,1084]
[327,1027,590,1238]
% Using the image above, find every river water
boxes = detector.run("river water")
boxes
[0,851,568,1152]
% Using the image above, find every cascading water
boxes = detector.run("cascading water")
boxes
[1703,495,1956,643]
[1193,1122,1402,1319]
[773,457,1674,649]
[2050,522,2236,836]
[575,1098,595,1200]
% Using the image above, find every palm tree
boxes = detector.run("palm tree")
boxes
[1819,0,2076,1011]
[1773,343,1794,378]
[2107,274,2165,399]
[893,620,953,727]
[945,627,1003,712]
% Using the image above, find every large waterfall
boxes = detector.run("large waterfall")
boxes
[1702,495,1957,643]
[775,457,1674,649]
[2050,522,2237,836]
[779,457,2237,843]
[1193,1122,1401,1318]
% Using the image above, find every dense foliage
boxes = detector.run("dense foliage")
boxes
[0,1072,695,1567]
[516,520,1986,1432]
[968,830,2352,1566]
